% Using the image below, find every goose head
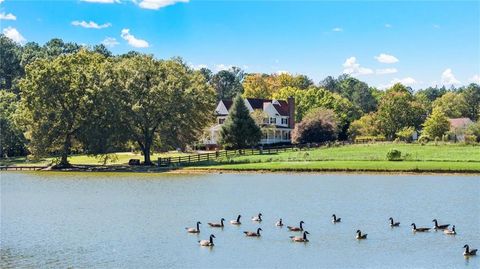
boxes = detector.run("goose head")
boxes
[410,223,415,227]
[432,219,438,224]
[304,231,310,234]
[332,214,336,218]
[210,234,216,239]
[221,218,225,222]
[389,217,393,221]
[257,228,263,233]
[197,221,202,225]
[356,230,361,234]
[464,244,469,249]
[258,213,263,217]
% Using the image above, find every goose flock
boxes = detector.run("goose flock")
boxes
[186,213,477,257]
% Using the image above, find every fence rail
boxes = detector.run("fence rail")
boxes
[0,166,48,171]
[157,144,321,167]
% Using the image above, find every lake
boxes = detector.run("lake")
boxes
[1,172,479,268]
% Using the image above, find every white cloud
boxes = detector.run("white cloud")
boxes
[138,0,189,10]
[81,0,120,3]
[332,27,343,32]
[441,68,460,85]
[102,37,119,47]
[120,28,149,48]
[72,20,111,29]
[189,63,208,70]
[0,0,4,3]
[342,57,373,76]
[376,68,398,75]
[469,74,480,84]
[385,23,392,28]
[214,64,233,72]
[374,53,399,64]
[0,12,16,20]
[392,77,416,86]
[3,27,26,44]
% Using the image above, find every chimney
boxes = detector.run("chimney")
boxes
[287,96,295,129]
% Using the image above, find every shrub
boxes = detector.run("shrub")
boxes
[418,134,430,145]
[396,126,415,142]
[386,148,402,161]
[292,108,338,144]
[394,137,401,143]
[464,135,477,145]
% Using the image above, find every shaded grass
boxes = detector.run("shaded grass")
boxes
[0,152,188,166]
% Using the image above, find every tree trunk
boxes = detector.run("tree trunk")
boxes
[58,134,72,167]
[142,139,153,165]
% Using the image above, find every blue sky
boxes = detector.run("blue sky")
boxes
[1,0,479,89]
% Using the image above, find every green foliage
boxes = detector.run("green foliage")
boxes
[219,94,262,149]
[0,35,23,92]
[291,108,338,144]
[459,83,480,121]
[386,148,402,161]
[242,72,313,99]
[376,83,426,140]
[422,107,450,139]
[0,91,27,157]
[18,49,108,166]
[348,113,379,139]
[396,126,415,142]
[432,92,468,118]
[210,67,244,101]
[466,121,480,142]
[418,134,430,145]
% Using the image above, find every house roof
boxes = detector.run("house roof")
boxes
[220,98,290,116]
[448,118,473,129]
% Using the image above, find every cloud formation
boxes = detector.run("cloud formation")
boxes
[374,53,399,64]
[332,27,343,32]
[120,29,149,48]
[469,74,480,84]
[3,26,26,44]
[72,20,111,29]
[441,68,460,85]
[0,12,16,20]
[342,57,373,76]
[102,37,119,47]
[138,0,189,10]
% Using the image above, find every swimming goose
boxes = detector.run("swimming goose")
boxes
[463,244,478,256]
[411,223,430,232]
[186,221,201,233]
[275,218,284,227]
[252,213,262,222]
[444,225,456,235]
[432,219,450,230]
[208,218,225,228]
[356,230,367,239]
[290,231,309,242]
[332,214,341,223]
[389,217,400,227]
[287,221,305,232]
[230,215,241,225]
[244,228,262,237]
[198,234,215,246]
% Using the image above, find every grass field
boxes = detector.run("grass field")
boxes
[0,151,188,166]
[192,143,480,173]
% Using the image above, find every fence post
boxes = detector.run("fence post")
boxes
[188,155,191,163]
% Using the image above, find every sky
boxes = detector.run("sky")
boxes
[0,0,479,89]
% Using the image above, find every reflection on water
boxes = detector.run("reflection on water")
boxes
[1,172,479,268]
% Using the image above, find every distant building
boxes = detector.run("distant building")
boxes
[205,97,295,147]
[448,118,474,141]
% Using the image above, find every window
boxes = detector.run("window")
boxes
[270,117,277,124]
[218,118,225,124]
[281,118,288,125]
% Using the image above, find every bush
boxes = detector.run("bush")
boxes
[464,135,477,145]
[418,134,430,145]
[292,108,338,144]
[386,148,402,161]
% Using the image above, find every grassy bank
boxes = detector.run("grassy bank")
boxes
[0,151,187,167]
[190,143,480,173]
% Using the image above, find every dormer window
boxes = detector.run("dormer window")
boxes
[281,118,288,125]
[270,117,277,124]
[218,118,225,124]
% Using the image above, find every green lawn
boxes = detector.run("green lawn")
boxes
[190,143,480,173]
[0,151,188,166]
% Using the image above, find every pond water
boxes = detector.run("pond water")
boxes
[1,172,479,268]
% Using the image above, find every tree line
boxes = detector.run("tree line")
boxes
[1,35,479,164]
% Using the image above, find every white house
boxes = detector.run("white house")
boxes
[205,97,295,147]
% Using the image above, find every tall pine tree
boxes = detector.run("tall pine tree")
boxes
[219,94,262,149]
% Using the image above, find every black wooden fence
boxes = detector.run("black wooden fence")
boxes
[157,144,319,167]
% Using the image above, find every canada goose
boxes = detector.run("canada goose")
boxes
[290,231,310,242]
[356,230,367,239]
[411,223,430,232]
[199,234,215,246]
[444,225,456,235]
[186,221,201,233]
[244,228,262,237]
[230,215,241,225]
[252,213,262,222]
[275,218,284,227]
[208,218,225,228]
[432,219,450,230]
[287,221,305,232]
[389,217,400,227]
[463,244,478,256]
[332,214,341,223]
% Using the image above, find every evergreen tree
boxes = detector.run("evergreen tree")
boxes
[219,94,262,149]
